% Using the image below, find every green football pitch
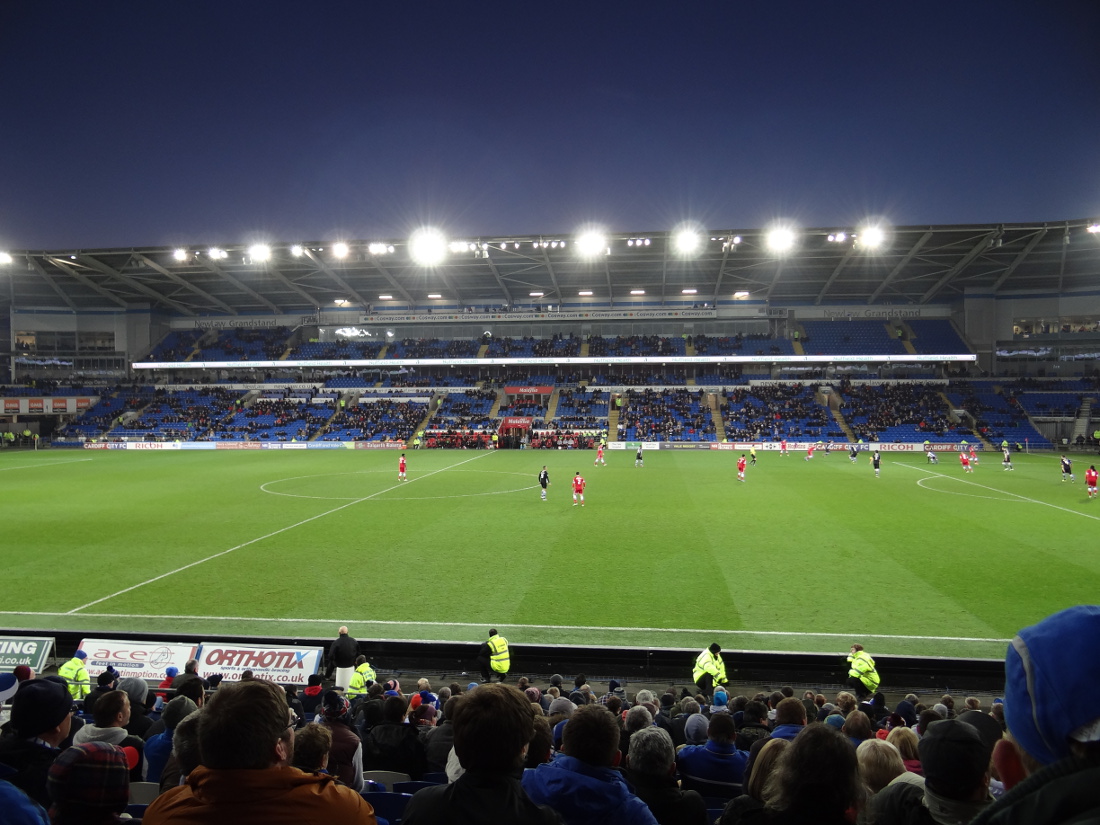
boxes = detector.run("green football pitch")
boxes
[2,446,1095,660]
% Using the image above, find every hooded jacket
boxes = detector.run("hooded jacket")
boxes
[521,754,658,825]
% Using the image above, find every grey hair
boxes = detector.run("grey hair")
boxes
[626,726,675,776]
[624,705,653,732]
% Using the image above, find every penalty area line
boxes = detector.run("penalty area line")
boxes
[894,462,1100,521]
[0,458,94,472]
[65,451,496,615]
[0,610,1011,645]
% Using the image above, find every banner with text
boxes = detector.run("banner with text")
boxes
[78,638,199,681]
[196,642,323,685]
[0,636,54,671]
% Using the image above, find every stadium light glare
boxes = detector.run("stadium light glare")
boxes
[368,243,391,255]
[0,252,12,264]
[449,241,468,253]
[576,231,607,257]
[766,227,796,253]
[681,288,698,294]
[333,298,349,306]
[332,242,350,258]
[208,248,228,259]
[629,289,645,295]
[733,291,750,299]
[248,244,271,262]
[530,291,544,297]
[1088,223,1100,234]
[578,290,593,296]
[172,248,187,261]
[290,244,304,256]
[859,226,886,248]
[379,294,393,300]
[409,228,448,266]
[674,228,702,255]
[427,293,442,299]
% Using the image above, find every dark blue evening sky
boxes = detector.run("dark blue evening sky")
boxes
[1,0,1097,250]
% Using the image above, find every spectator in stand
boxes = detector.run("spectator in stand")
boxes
[423,695,459,773]
[317,691,363,791]
[83,668,120,718]
[669,699,700,747]
[118,677,154,739]
[0,778,48,825]
[677,712,749,799]
[144,679,204,741]
[717,738,789,825]
[144,696,198,784]
[72,690,145,782]
[970,605,1100,825]
[156,709,201,794]
[856,739,906,795]
[887,727,923,775]
[142,679,376,824]
[874,718,996,825]
[843,710,875,749]
[156,667,177,702]
[402,683,563,825]
[46,741,131,825]
[736,701,771,752]
[523,704,658,825]
[171,660,207,691]
[625,726,708,825]
[289,722,334,778]
[754,724,866,825]
[300,673,325,717]
[325,626,359,692]
[619,705,653,760]
[363,694,427,779]
[0,679,75,808]
[744,697,807,779]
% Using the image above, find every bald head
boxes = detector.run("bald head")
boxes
[338,626,348,635]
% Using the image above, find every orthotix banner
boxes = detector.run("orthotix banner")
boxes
[196,642,322,685]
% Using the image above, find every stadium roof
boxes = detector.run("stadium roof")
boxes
[4,219,1099,316]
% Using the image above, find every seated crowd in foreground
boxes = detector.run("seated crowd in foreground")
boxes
[1,606,1098,824]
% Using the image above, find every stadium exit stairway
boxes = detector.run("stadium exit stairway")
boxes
[890,321,919,355]
[708,394,725,437]
[1072,397,1094,443]
[544,388,561,421]
[830,407,856,442]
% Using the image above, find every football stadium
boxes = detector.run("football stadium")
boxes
[3,221,1099,665]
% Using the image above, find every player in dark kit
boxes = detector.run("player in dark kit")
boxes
[539,466,550,501]
[1061,455,1076,482]
[870,451,881,478]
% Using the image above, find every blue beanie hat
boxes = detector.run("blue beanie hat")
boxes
[1005,605,1100,765]
[74,651,87,660]
[165,666,178,678]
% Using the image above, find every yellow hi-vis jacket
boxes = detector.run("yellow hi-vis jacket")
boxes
[58,657,91,700]
[847,650,880,693]
[693,649,726,685]
[347,661,376,699]
[488,634,510,674]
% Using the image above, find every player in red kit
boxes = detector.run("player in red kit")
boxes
[959,452,972,473]
[398,453,407,481]
[1086,465,1098,499]
[572,472,586,506]
[969,445,979,465]
[594,444,605,466]
[780,439,788,456]
[804,443,815,461]
[737,454,747,482]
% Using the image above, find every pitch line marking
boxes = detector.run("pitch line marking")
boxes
[0,611,1012,645]
[66,451,496,614]
[896,462,1100,521]
[0,458,93,472]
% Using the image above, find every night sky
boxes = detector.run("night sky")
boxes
[1,1,1097,251]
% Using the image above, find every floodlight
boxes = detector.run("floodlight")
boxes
[409,228,448,266]
[1088,223,1100,234]
[332,242,350,258]
[766,227,796,253]
[248,244,271,262]
[172,248,187,261]
[859,226,886,248]
[732,236,741,244]
[333,298,349,306]
[530,292,544,297]
[630,289,645,295]
[578,290,593,296]
[576,231,607,257]
[208,248,226,259]
[291,245,304,256]
[368,243,390,255]
[378,295,392,301]
[682,288,697,294]
[733,291,750,299]
[674,229,701,255]
[427,293,442,299]
[0,252,11,264]
[449,241,468,253]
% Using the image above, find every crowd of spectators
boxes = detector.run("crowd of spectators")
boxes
[588,335,683,357]
[618,389,716,442]
[838,381,957,442]
[322,399,428,442]
[721,385,833,442]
